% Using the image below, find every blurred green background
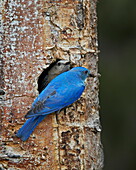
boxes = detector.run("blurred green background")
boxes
[98,0,136,169]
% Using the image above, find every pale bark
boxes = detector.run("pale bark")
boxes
[0,0,103,169]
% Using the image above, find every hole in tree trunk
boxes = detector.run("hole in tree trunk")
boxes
[38,59,71,93]
[0,90,5,95]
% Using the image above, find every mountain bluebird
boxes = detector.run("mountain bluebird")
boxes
[38,60,70,93]
[16,67,94,141]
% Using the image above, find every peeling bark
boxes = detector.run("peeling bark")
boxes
[0,0,103,169]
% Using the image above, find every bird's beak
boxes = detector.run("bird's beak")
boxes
[89,73,95,78]
[89,72,101,78]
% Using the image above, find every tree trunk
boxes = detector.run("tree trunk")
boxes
[0,0,103,169]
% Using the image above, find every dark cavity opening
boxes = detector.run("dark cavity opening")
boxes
[0,89,5,95]
[38,59,71,94]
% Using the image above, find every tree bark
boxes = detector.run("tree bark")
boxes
[0,0,103,169]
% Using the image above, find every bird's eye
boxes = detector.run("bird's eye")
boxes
[57,62,61,66]
[84,70,88,74]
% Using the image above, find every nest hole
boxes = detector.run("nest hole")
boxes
[38,59,71,94]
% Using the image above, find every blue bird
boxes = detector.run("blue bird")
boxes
[16,67,94,141]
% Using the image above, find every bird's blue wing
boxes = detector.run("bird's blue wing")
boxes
[25,82,85,118]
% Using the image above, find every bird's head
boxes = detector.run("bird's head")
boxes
[53,60,70,73]
[70,67,95,82]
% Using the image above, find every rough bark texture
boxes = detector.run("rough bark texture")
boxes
[0,0,103,169]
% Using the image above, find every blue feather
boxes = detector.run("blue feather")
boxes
[16,115,46,141]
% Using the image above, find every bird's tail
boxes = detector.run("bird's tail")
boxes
[16,115,46,141]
